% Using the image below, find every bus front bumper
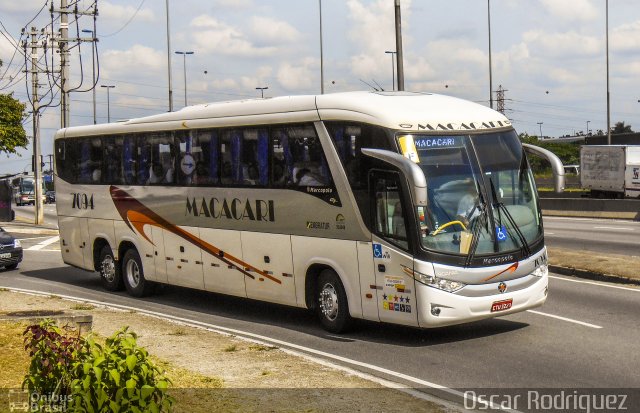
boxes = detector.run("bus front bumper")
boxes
[416,273,548,328]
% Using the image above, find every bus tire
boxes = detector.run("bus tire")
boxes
[316,269,352,333]
[122,248,153,297]
[98,245,123,291]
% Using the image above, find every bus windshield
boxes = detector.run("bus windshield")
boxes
[406,130,542,258]
[20,179,35,193]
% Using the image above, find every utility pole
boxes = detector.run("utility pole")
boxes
[394,0,405,91]
[606,0,611,145]
[488,0,493,109]
[28,27,44,225]
[50,0,98,128]
[60,0,70,128]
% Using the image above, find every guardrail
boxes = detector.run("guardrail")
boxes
[540,198,640,221]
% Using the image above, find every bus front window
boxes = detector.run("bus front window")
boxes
[405,131,542,258]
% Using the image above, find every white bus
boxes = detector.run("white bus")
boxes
[54,91,551,333]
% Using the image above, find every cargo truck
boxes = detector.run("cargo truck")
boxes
[580,145,640,198]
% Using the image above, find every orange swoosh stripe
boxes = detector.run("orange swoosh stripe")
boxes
[110,186,280,284]
[482,262,519,282]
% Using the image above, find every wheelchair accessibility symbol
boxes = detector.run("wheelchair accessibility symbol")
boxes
[496,226,508,242]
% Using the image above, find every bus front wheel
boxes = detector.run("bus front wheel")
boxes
[122,248,153,297]
[316,269,352,333]
[99,245,123,291]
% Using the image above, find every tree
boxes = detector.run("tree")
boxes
[0,92,28,154]
[612,121,633,134]
[0,58,29,154]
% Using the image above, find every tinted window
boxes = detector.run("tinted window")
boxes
[325,122,393,190]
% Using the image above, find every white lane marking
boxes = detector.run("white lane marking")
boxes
[526,310,602,329]
[544,232,555,235]
[0,286,516,412]
[26,236,60,251]
[593,226,634,231]
[549,275,640,292]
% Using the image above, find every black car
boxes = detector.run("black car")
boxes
[0,228,23,270]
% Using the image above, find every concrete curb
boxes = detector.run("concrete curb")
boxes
[549,265,640,287]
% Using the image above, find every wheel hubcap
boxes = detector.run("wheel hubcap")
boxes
[101,255,116,282]
[319,283,339,321]
[126,259,140,287]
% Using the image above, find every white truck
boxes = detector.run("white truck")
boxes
[580,145,640,198]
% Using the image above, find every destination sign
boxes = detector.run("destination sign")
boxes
[414,136,464,150]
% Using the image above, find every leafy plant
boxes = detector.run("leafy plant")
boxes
[67,326,174,413]
[22,320,81,411]
[23,322,174,412]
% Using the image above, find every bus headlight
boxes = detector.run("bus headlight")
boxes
[532,264,548,278]
[414,270,466,293]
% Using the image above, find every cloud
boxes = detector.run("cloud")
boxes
[539,0,598,22]
[189,15,277,57]
[346,0,411,79]
[249,16,301,45]
[277,58,317,91]
[100,1,155,23]
[523,30,601,59]
[611,20,640,54]
[101,45,165,78]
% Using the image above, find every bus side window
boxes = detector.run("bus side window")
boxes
[372,174,408,250]
[282,124,331,187]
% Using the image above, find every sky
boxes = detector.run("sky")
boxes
[1,0,639,175]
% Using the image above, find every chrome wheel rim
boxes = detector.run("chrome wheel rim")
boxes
[125,258,140,288]
[319,282,339,321]
[101,255,116,283]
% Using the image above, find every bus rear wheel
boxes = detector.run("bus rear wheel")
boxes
[122,248,154,297]
[99,245,123,291]
[316,269,352,333]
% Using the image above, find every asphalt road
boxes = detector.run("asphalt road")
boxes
[1,240,639,411]
[543,216,640,256]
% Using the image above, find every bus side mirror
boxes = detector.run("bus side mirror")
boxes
[361,148,428,206]
[522,143,565,193]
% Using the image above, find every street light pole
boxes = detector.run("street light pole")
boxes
[488,0,494,109]
[537,122,543,139]
[385,51,396,91]
[586,120,590,136]
[606,0,611,145]
[394,0,405,91]
[101,85,115,123]
[319,0,324,94]
[256,87,268,98]
[82,29,96,124]
[165,0,173,112]
[175,51,194,107]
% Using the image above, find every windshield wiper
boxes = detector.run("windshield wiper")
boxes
[464,179,488,267]
[488,177,532,258]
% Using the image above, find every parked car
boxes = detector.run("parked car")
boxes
[45,190,56,204]
[0,227,22,270]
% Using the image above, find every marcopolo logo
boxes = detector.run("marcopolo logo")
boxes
[186,197,275,222]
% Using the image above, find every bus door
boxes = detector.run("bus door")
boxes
[241,232,296,306]
[370,171,418,327]
[59,216,90,268]
[164,226,204,290]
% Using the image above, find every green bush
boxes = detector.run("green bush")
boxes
[23,322,174,412]
[68,327,174,413]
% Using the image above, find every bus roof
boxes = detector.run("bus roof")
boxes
[58,91,511,138]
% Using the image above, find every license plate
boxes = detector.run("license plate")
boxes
[0,253,11,259]
[491,299,513,312]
